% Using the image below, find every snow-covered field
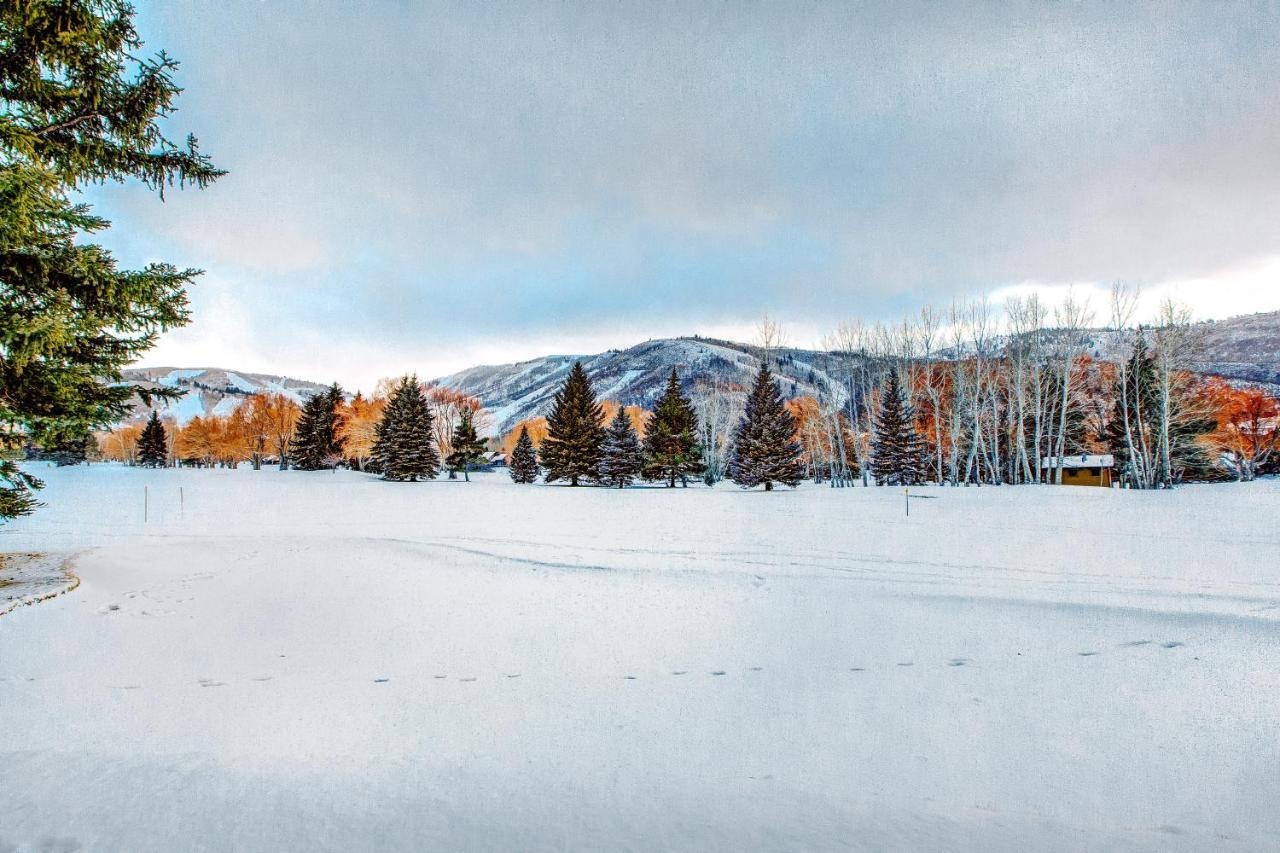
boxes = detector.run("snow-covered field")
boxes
[2,465,1278,851]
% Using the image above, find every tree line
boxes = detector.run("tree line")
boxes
[90,297,1280,491]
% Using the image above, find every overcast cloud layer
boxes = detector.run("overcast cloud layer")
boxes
[89,1,1280,390]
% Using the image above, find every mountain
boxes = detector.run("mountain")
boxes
[119,367,329,424]
[439,311,1280,436]
[118,310,1280,435]
[435,337,861,435]
[1187,311,1280,385]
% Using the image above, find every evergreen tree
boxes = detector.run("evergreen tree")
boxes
[445,408,487,481]
[728,364,804,491]
[292,383,345,470]
[600,408,643,488]
[29,431,91,466]
[509,426,540,484]
[540,362,605,486]
[137,412,168,468]
[1103,331,1217,486]
[642,369,704,487]
[870,369,928,486]
[0,2,221,519]
[371,376,439,481]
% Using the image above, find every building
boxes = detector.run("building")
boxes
[1040,454,1114,487]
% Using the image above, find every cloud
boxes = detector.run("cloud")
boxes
[101,1,1280,387]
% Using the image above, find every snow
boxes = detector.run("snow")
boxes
[160,368,205,384]
[2,466,1278,850]
[1040,453,1115,469]
[0,551,78,616]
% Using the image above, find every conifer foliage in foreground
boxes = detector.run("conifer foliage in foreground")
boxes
[0,1,221,520]
[372,376,440,481]
[870,369,928,486]
[509,426,541,483]
[642,369,704,487]
[729,364,804,490]
[291,384,346,470]
[540,362,605,486]
[600,408,643,488]
[137,412,169,468]
[445,408,487,481]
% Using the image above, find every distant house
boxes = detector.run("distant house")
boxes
[483,450,507,468]
[1040,454,1114,487]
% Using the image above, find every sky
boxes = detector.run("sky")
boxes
[88,1,1280,392]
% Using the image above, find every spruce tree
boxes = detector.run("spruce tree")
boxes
[292,383,345,470]
[137,412,168,468]
[870,369,928,486]
[642,369,705,487]
[600,408,643,488]
[509,426,540,484]
[0,2,221,519]
[445,409,487,481]
[728,364,804,490]
[540,362,605,486]
[371,376,440,482]
[1105,331,1160,486]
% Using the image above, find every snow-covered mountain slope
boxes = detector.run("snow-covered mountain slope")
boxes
[948,311,1280,385]
[434,337,864,434]
[1187,310,1280,384]
[441,313,1280,435]
[119,367,329,424]
[123,311,1280,433]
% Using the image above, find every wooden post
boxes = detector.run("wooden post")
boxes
[905,487,909,517]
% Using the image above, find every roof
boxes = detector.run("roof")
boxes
[1040,454,1114,469]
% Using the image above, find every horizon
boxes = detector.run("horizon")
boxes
[132,300,1280,393]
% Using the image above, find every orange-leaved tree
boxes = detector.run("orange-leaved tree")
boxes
[1208,384,1279,481]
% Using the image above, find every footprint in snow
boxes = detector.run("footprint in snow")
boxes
[848,667,865,672]
[1162,641,1184,649]
[671,671,687,676]
[251,676,273,682]
[198,679,224,687]
[432,675,447,680]
[373,678,390,683]
[1120,640,1152,647]
[948,659,969,667]
[896,662,914,667]
[623,675,637,680]
[1078,651,1100,657]
[459,677,477,683]
[748,666,763,672]
[505,673,521,679]
[710,671,726,676]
